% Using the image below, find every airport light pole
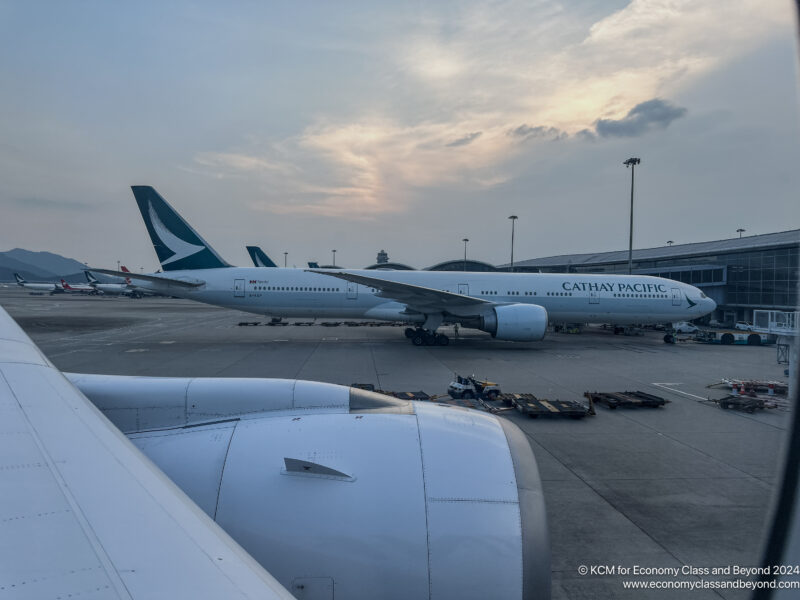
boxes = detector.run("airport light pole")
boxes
[623,157,641,275]
[737,228,745,238]
[508,215,518,272]
[332,249,337,267]
[666,240,674,246]
[283,252,288,268]
[462,238,469,271]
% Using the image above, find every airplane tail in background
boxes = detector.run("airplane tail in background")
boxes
[60,279,74,290]
[13,273,25,285]
[246,246,278,268]
[85,271,99,284]
[120,266,132,285]
[131,186,231,272]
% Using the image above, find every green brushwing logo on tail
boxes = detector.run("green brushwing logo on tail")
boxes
[132,186,231,271]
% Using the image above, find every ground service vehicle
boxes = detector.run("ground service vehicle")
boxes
[448,375,502,400]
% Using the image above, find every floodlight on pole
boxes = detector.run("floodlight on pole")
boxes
[508,215,518,272]
[623,157,641,275]
[332,249,337,267]
[462,238,469,271]
[736,228,745,238]
[666,240,674,246]
[283,252,288,268]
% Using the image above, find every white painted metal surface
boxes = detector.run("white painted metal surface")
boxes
[416,403,524,599]
[67,374,350,433]
[0,306,294,599]
[129,422,236,517]
[126,398,548,599]
[216,412,431,599]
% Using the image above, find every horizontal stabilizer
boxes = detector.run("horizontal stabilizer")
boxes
[90,268,205,288]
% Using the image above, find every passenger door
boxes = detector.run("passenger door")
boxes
[671,287,681,306]
[233,279,245,298]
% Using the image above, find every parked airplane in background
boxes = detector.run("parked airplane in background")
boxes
[0,304,549,599]
[85,269,140,296]
[247,245,278,267]
[13,272,63,293]
[93,186,716,347]
[60,278,98,294]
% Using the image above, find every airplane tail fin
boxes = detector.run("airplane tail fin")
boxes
[131,186,231,272]
[246,246,278,268]
[60,279,73,290]
[308,261,320,269]
[120,266,132,285]
[85,271,99,284]
[13,273,25,285]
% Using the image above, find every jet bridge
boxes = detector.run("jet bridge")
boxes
[752,310,798,364]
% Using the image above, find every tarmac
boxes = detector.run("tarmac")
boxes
[2,287,792,600]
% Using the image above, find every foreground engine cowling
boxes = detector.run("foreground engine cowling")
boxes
[69,375,550,600]
[481,303,548,341]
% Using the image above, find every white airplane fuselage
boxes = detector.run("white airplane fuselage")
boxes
[18,282,60,292]
[135,268,715,325]
[93,283,131,295]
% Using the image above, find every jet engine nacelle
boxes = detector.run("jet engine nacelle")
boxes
[70,377,550,600]
[482,303,548,342]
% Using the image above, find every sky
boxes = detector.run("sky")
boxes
[1,0,798,271]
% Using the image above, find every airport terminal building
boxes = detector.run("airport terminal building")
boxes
[509,230,799,324]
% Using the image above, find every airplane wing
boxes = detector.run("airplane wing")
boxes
[90,268,205,288]
[0,306,294,599]
[308,269,492,313]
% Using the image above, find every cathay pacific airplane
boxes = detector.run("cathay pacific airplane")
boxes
[93,186,716,346]
[247,245,279,267]
[14,272,64,293]
[85,269,140,296]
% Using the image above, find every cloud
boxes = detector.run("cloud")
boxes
[190,1,785,219]
[595,98,687,137]
[194,152,295,176]
[508,125,565,141]
[574,129,597,142]
[445,131,482,147]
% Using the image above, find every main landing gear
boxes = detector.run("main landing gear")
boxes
[404,327,449,346]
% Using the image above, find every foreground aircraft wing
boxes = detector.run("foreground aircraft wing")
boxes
[309,269,492,312]
[0,306,293,599]
[90,267,205,288]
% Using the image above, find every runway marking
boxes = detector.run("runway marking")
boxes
[124,348,149,353]
[652,382,708,401]
[159,341,175,344]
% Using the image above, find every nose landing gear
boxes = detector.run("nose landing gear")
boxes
[405,328,449,346]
